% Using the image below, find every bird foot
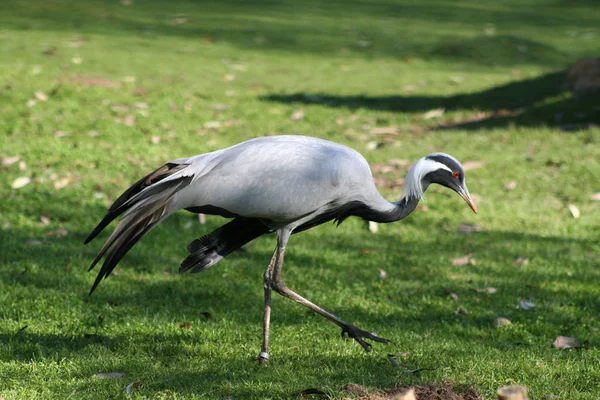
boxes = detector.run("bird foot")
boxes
[341,324,391,352]
[257,351,270,365]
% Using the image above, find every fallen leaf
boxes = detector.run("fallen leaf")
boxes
[504,181,517,191]
[151,136,160,145]
[178,321,192,329]
[497,385,528,400]
[211,103,229,111]
[111,104,129,113]
[366,141,380,150]
[462,160,486,171]
[88,130,101,137]
[124,381,142,394]
[494,317,512,327]
[591,193,600,200]
[342,383,367,395]
[457,223,483,234]
[72,56,82,65]
[369,126,398,135]
[19,161,27,171]
[568,204,580,219]
[2,155,20,166]
[204,121,221,129]
[451,255,475,266]
[449,292,459,301]
[291,109,304,121]
[11,176,31,189]
[552,336,580,350]
[54,177,74,189]
[123,115,135,127]
[514,256,529,266]
[422,108,445,120]
[95,372,125,379]
[44,228,68,238]
[35,91,48,101]
[40,216,51,226]
[70,76,120,87]
[368,221,378,233]
[223,74,235,81]
[395,388,417,400]
[518,300,535,310]
[378,268,387,279]
[55,130,69,137]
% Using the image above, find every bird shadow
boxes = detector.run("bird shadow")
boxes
[260,70,600,130]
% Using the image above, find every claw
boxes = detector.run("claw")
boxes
[341,325,391,352]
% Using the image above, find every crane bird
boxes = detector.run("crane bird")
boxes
[85,135,477,363]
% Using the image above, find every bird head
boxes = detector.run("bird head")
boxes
[402,153,477,213]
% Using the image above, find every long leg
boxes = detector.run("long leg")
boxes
[260,228,390,359]
[258,250,278,364]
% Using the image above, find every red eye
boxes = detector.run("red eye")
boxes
[453,171,460,179]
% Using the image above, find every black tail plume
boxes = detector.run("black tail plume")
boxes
[180,217,271,274]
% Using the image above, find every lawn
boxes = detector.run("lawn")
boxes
[1,0,599,398]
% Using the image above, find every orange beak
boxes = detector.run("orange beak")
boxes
[460,189,478,214]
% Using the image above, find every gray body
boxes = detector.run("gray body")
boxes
[86,135,476,361]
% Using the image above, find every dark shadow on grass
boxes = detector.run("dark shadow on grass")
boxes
[261,70,600,130]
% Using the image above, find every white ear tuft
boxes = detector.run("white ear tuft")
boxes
[402,157,451,200]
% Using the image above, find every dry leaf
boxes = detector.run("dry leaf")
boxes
[55,130,70,137]
[72,56,82,64]
[223,74,235,81]
[123,115,135,127]
[514,256,529,266]
[449,292,459,301]
[178,321,192,329]
[451,255,475,266]
[151,136,160,145]
[204,121,221,129]
[2,155,20,166]
[378,268,387,279]
[12,176,31,189]
[35,91,48,101]
[211,103,229,111]
[40,215,51,226]
[568,204,580,219]
[494,317,512,327]
[368,221,379,233]
[457,223,482,233]
[369,126,398,135]
[366,141,380,150]
[497,385,528,400]
[518,300,535,310]
[395,388,417,400]
[291,109,304,121]
[45,228,68,238]
[504,181,517,191]
[591,193,600,201]
[552,336,580,349]
[95,372,125,379]
[423,108,445,120]
[462,160,486,171]
[54,177,73,189]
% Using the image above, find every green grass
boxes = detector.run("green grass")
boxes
[1,0,599,398]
